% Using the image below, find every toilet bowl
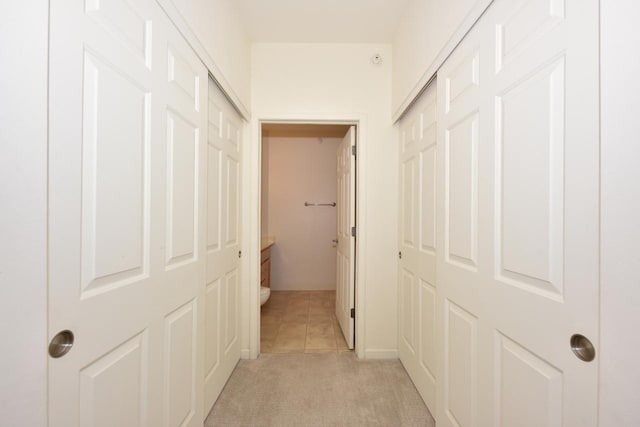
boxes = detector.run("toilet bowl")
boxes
[260,287,271,306]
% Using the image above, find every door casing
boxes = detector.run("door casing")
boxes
[246,113,368,359]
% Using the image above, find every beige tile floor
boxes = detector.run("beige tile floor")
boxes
[260,290,351,354]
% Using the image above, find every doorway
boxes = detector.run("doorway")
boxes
[257,122,357,354]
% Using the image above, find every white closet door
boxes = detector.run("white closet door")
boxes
[336,126,356,349]
[435,0,600,426]
[204,78,243,412]
[48,1,208,426]
[434,15,483,427]
[161,15,208,427]
[398,82,438,410]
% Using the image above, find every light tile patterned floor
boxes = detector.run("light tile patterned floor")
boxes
[260,290,351,354]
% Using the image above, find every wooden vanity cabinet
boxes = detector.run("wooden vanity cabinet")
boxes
[260,246,271,288]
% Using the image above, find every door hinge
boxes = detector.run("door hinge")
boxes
[351,226,356,237]
[238,250,242,258]
[352,145,356,156]
[398,251,402,259]
[350,308,355,318]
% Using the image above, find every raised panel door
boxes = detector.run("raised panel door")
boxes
[434,0,600,425]
[204,77,243,412]
[48,1,159,425]
[398,81,438,410]
[335,126,356,349]
[160,20,207,427]
[48,2,208,426]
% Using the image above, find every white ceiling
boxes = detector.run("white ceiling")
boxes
[262,123,350,138]
[234,0,411,43]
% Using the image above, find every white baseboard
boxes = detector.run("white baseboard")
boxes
[240,349,252,359]
[364,349,399,360]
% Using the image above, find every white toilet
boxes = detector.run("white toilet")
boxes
[260,286,271,306]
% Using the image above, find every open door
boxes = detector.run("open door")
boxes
[335,126,356,349]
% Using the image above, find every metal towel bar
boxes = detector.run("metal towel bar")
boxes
[304,202,336,207]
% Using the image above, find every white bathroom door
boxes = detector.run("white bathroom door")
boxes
[48,1,208,426]
[336,126,356,349]
[203,78,243,412]
[435,0,600,425]
[398,80,438,410]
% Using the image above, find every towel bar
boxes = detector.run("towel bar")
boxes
[304,202,336,207]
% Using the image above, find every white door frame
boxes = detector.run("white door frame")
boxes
[244,113,368,359]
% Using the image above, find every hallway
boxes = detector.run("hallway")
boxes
[205,352,435,426]
[205,291,435,425]
[6,1,638,425]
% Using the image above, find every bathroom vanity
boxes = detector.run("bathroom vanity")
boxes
[260,237,275,289]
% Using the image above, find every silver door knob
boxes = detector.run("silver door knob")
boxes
[570,334,595,362]
[49,330,74,358]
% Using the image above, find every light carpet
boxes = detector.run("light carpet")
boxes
[205,352,435,427]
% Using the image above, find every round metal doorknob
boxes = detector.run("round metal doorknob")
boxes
[570,334,595,362]
[48,330,74,358]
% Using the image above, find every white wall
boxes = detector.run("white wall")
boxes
[264,136,340,291]
[160,0,252,115]
[392,0,491,118]
[0,2,49,426]
[600,1,640,424]
[251,43,398,357]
